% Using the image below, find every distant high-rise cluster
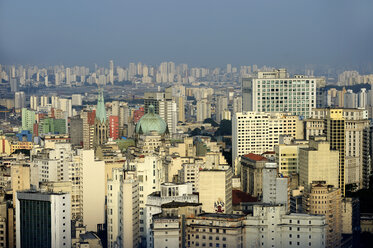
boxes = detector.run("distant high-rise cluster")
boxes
[0,64,372,248]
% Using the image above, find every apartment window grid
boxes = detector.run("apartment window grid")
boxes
[255,79,315,118]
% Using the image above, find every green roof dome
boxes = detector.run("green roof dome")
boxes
[135,105,167,135]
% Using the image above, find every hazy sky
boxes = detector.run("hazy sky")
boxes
[1,0,373,67]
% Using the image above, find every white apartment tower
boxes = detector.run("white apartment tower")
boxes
[242,69,319,118]
[107,169,139,248]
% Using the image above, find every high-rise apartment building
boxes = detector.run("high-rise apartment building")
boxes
[303,183,342,248]
[15,91,26,109]
[109,115,119,140]
[242,69,320,118]
[81,110,95,149]
[21,108,36,133]
[30,95,38,110]
[40,95,49,107]
[216,95,229,123]
[232,111,303,175]
[16,191,71,248]
[107,169,139,248]
[196,98,211,122]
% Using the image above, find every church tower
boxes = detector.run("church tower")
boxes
[94,89,109,147]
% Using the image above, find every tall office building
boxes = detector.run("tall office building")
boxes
[326,109,346,195]
[305,108,369,194]
[69,116,83,146]
[16,191,71,248]
[15,91,26,109]
[232,111,303,175]
[242,68,319,118]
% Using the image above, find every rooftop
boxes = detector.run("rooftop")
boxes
[242,153,267,161]
[196,213,245,219]
[232,190,258,205]
[161,201,202,208]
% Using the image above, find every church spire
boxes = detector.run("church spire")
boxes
[96,88,107,123]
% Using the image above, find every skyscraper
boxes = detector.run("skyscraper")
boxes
[109,60,114,85]
[107,169,139,248]
[15,91,26,109]
[16,191,71,248]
